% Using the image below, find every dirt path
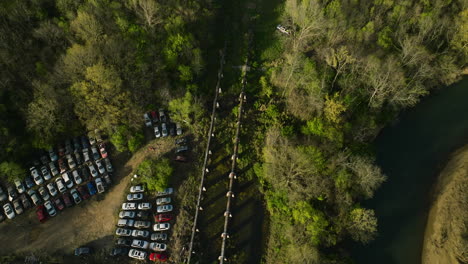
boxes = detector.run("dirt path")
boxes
[0,138,173,256]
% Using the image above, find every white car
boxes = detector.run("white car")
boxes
[128,249,147,260]
[134,220,151,229]
[151,233,168,241]
[70,188,82,204]
[161,123,168,137]
[49,162,59,177]
[72,170,82,185]
[91,146,100,161]
[119,211,136,218]
[95,159,105,174]
[82,148,90,163]
[61,172,74,189]
[40,166,52,181]
[276,24,290,35]
[138,203,151,210]
[149,242,167,252]
[55,178,67,193]
[122,203,137,210]
[154,126,161,138]
[117,219,135,227]
[130,185,145,193]
[3,203,15,219]
[144,113,152,127]
[88,163,98,178]
[38,186,50,201]
[131,230,149,238]
[95,177,105,193]
[156,197,171,205]
[176,123,182,135]
[116,228,132,237]
[156,205,173,213]
[127,193,143,201]
[14,179,26,194]
[44,200,56,217]
[66,155,76,170]
[155,188,173,197]
[46,182,58,197]
[131,239,149,249]
[48,148,58,162]
[30,167,44,185]
[153,223,170,231]
[12,199,23,215]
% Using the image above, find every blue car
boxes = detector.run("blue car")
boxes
[87,182,97,196]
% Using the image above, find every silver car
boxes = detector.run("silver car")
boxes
[30,167,44,185]
[131,230,149,238]
[156,205,173,213]
[154,126,161,138]
[153,223,170,231]
[116,228,132,237]
[49,162,59,177]
[40,166,52,181]
[127,193,143,201]
[14,179,26,194]
[156,197,171,205]
[150,233,167,241]
[149,242,167,252]
[12,199,23,215]
[44,200,56,217]
[3,203,15,219]
[131,239,149,249]
[47,182,58,197]
[55,178,67,193]
[161,123,168,137]
[95,159,105,174]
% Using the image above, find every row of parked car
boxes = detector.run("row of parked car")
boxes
[0,136,113,222]
[143,109,183,138]
[111,185,175,262]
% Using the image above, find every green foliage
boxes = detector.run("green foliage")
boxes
[110,125,129,152]
[377,26,393,49]
[127,132,144,153]
[137,158,173,192]
[0,161,26,183]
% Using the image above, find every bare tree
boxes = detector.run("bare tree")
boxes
[128,0,161,29]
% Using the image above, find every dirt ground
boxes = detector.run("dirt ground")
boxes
[0,137,174,259]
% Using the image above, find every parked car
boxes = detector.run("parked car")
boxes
[104,158,113,172]
[58,159,67,173]
[134,220,151,229]
[55,178,67,193]
[117,219,135,227]
[169,123,175,136]
[103,173,112,186]
[81,136,90,149]
[131,239,149,249]
[57,145,65,158]
[175,137,187,145]
[7,186,18,202]
[116,228,132,237]
[49,162,59,177]
[0,187,6,202]
[128,249,147,260]
[66,155,76,170]
[48,148,58,162]
[62,172,74,189]
[91,147,100,161]
[3,203,15,219]
[154,126,161,138]
[44,200,57,217]
[122,203,137,210]
[36,205,47,223]
[62,193,73,207]
[150,111,159,123]
[81,166,91,181]
[175,145,189,154]
[87,182,97,196]
[14,179,26,194]
[154,214,173,223]
[127,193,143,201]
[98,143,108,159]
[131,229,149,238]
[82,148,91,163]
[174,155,187,162]
[161,123,168,137]
[155,188,173,197]
[72,170,82,185]
[150,233,168,241]
[77,185,90,200]
[88,163,98,178]
[110,247,129,257]
[24,176,35,189]
[130,185,145,193]
[74,152,83,165]
[116,238,132,247]
[53,197,65,211]
[153,223,170,231]
[149,252,168,262]
[38,186,50,201]
[30,167,44,185]
[12,199,23,215]
[176,123,182,135]
[27,189,42,206]
[144,113,152,127]
[75,247,92,256]
[138,203,151,210]
[46,182,58,197]
[156,205,173,213]
[158,109,166,122]
[19,194,32,209]
[156,197,171,205]
[95,178,105,193]
[149,242,167,252]
[70,188,82,204]
[95,159,105,174]
[119,211,136,219]
[89,137,96,146]
[39,166,51,181]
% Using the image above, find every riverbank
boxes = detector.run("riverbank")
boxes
[422,145,468,264]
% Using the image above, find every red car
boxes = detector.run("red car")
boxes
[154,214,173,222]
[150,111,159,123]
[53,198,65,211]
[77,186,90,200]
[36,205,47,223]
[149,253,168,262]
[98,143,108,159]
[62,193,73,207]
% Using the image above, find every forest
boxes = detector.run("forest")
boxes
[0,0,466,263]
